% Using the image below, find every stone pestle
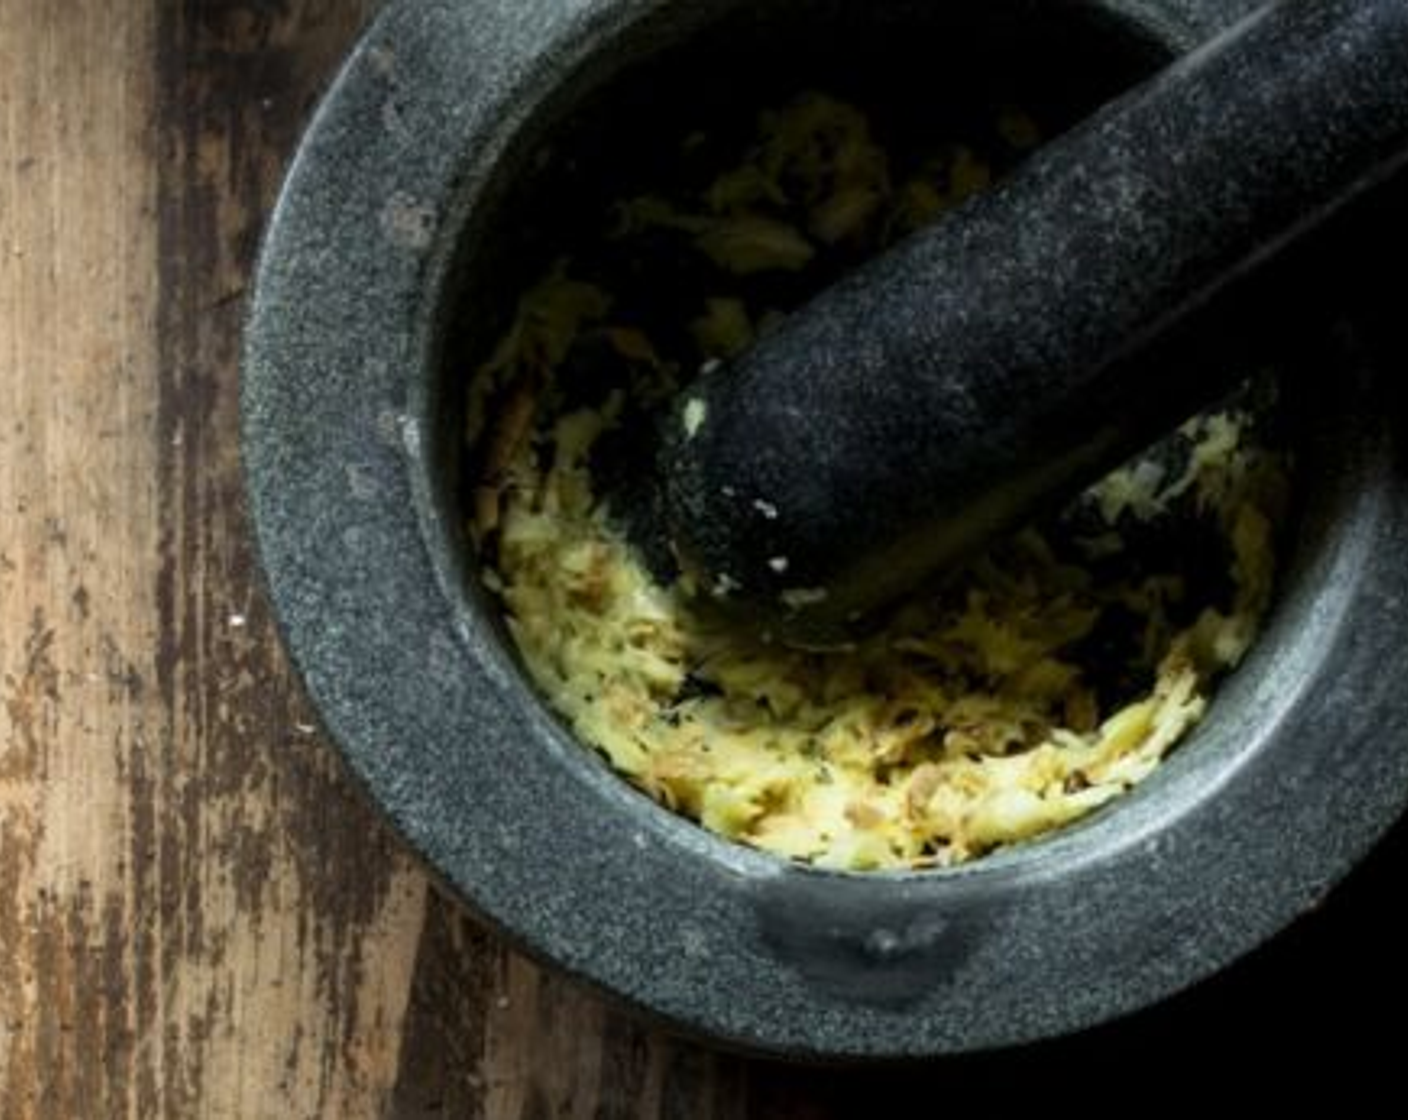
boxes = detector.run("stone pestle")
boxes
[648,0,1408,642]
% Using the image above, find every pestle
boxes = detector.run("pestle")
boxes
[644,0,1408,642]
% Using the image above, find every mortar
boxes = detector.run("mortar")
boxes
[242,0,1408,1057]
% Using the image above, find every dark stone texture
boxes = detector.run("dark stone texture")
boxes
[662,0,1408,638]
[242,0,1408,1058]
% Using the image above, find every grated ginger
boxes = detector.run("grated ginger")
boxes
[467,93,1289,871]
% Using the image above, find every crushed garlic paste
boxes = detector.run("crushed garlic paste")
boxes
[467,94,1288,871]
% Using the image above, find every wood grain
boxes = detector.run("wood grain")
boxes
[5,1,1408,1116]
[2,1,162,1114]
[4,1,426,1114]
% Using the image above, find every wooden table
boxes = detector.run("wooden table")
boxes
[3,2,1408,1115]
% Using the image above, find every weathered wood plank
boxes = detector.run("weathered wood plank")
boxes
[3,1,427,1116]
[2,2,163,1115]
[151,2,425,1116]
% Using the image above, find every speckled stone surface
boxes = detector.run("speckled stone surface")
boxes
[664,0,1408,637]
[242,0,1408,1058]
